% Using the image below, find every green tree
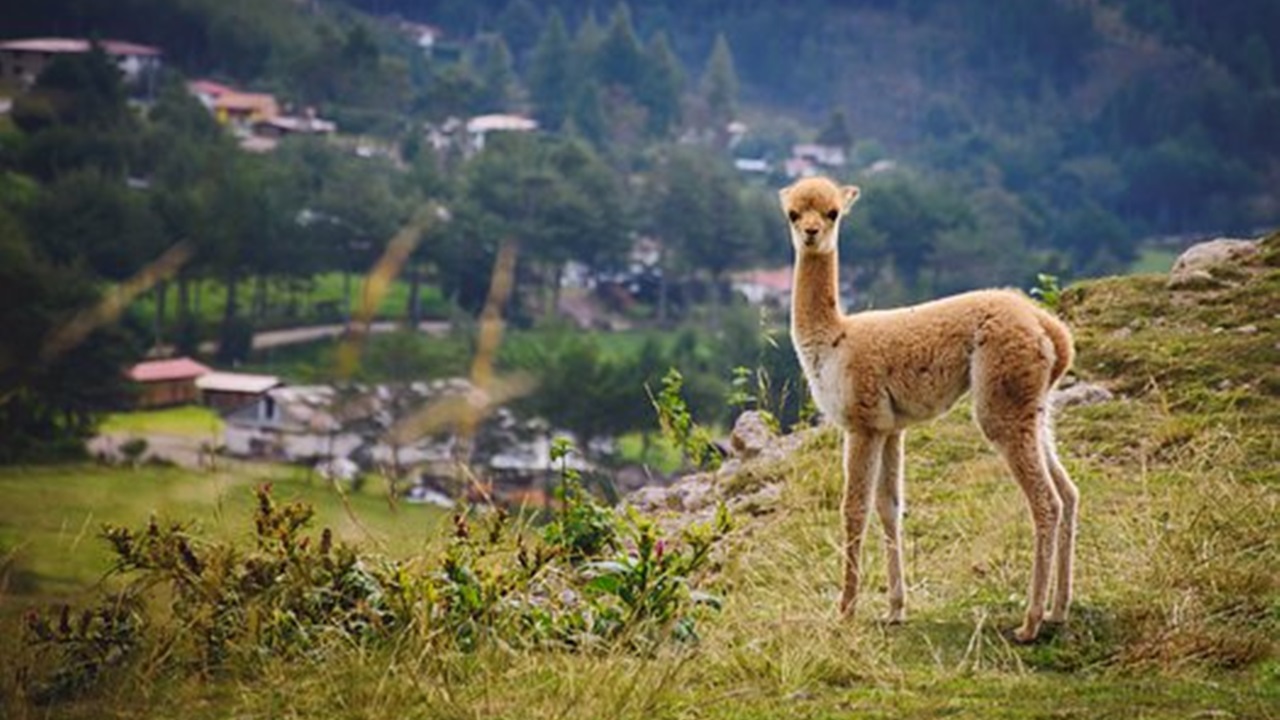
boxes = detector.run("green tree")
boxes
[26,170,164,282]
[701,33,739,143]
[446,134,629,318]
[475,34,519,113]
[0,208,138,462]
[638,31,685,138]
[597,3,646,91]
[651,146,758,322]
[529,9,579,130]
[13,46,138,181]
[497,0,543,66]
[817,109,854,150]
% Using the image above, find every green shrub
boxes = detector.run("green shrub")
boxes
[20,472,732,702]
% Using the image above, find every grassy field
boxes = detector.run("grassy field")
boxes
[242,324,684,384]
[1,236,1277,718]
[130,272,450,332]
[99,406,225,439]
[0,464,447,613]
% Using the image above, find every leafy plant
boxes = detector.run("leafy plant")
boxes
[649,368,723,470]
[543,437,618,561]
[1030,273,1064,311]
[20,471,732,702]
[728,365,781,433]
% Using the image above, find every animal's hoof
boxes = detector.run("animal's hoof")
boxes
[1004,625,1040,645]
[838,598,856,620]
[882,610,906,625]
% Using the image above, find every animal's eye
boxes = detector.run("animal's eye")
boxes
[788,210,800,222]
[826,210,839,221]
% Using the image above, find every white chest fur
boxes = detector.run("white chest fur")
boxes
[795,340,848,424]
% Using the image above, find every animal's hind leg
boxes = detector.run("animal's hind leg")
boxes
[990,428,1061,643]
[971,324,1062,642]
[876,431,907,623]
[1043,429,1078,623]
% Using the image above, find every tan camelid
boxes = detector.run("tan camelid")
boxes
[780,176,1078,642]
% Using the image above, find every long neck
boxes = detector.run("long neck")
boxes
[791,248,842,339]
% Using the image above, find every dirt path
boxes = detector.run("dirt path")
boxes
[195,320,450,354]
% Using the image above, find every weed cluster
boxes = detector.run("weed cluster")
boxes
[18,472,731,704]
[650,368,723,470]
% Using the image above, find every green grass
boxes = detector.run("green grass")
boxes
[99,406,225,439]
[129,272,450,334]
[242,326,682,385]
[615,432,684,475]
[2,235,1278,718]
[0,464,446,612]
[1129,247,1179,274]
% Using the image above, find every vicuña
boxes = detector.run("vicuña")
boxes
[780,176,1078,643]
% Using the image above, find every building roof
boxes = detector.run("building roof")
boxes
[0,38,161,57]
[187,79,236,98]
[466,114,538,134]
[215,91,278,115]
[732,267,793,293]
[257,115,337,134]
[128,357,211,383]
[196,372,281,395]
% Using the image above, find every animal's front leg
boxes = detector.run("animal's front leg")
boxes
[840,429,884,619]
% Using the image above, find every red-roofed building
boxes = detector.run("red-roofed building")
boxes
[127,357,211,408]
[0,37,162,87]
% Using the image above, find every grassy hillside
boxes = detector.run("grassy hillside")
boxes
[1,239,1277,718]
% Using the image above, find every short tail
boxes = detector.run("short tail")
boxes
[1036,309,1075,386]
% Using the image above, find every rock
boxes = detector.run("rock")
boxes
[1235,324,1259,335]
[671,472,719,512]
[1050,382,1114,411]
[627,472,720,513]
[730,410,777,459]
[729,483,781,516]
[1167,238,1260,290]
[628,485,680,513]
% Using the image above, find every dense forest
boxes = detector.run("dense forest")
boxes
[1,0,1277,458]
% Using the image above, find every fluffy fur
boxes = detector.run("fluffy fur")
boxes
[780,176,1078,643]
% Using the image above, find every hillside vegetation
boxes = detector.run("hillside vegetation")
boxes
[2,239,1276,718]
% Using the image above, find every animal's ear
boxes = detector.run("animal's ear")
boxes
[842,185,861,209]
[777,185,792,206]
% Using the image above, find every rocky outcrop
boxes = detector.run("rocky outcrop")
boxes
[627,411,812,527]
[1167,238,1261,290]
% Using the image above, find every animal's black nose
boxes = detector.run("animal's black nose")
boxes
[805,227,818,237]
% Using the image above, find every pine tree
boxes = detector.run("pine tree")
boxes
[701,33,739,143]
[574,9,606,68]
[639,31,685,137]
[816,108,853,150]
[497,0,543,66]
[571,80,608,146]
[476,34,518,113]
[529,9,577,130]
[597,2,645,91]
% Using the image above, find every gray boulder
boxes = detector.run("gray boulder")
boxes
[1167,238,1260,290]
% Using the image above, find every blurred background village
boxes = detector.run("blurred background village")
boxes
[1,0,1277,506]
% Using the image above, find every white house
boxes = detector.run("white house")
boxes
[465,114,538,151]
[223,385,363,461]
[0,38,161,88]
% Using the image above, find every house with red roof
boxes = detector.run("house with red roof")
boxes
[126,357,211,408]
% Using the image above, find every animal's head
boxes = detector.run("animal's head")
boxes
[778,177,859,255]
